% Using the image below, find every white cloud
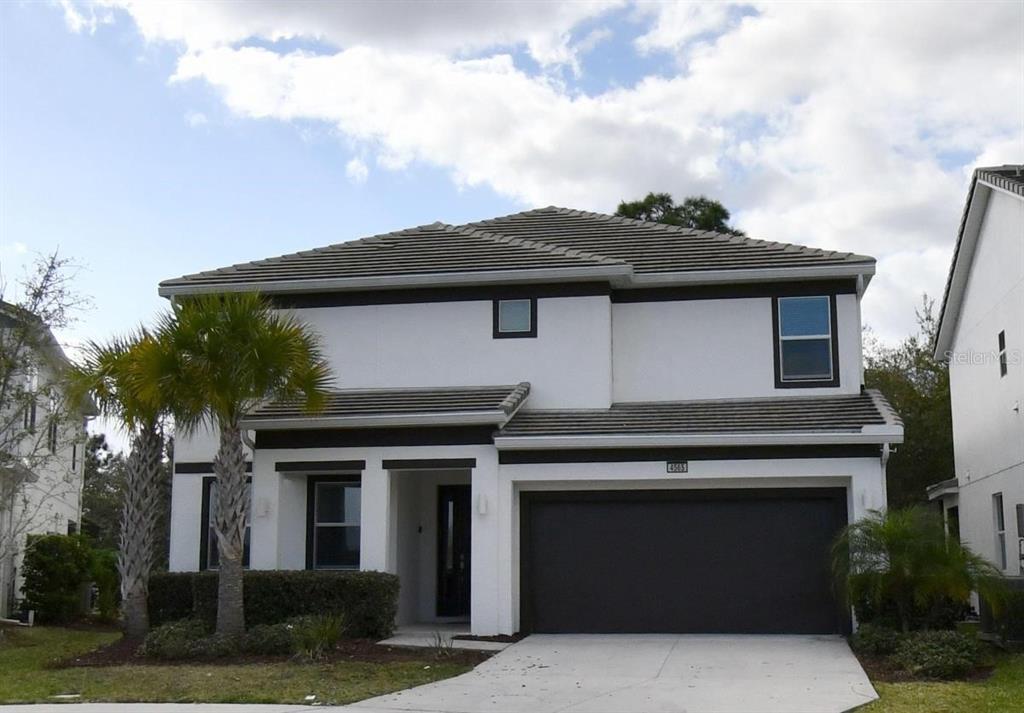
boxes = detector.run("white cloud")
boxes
[345,157,369,184]
[62,1,1024,341]
[184,110,207,127]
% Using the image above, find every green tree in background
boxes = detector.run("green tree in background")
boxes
[864,297,953,507]
[81,434,124,551]
[615,193,744,235]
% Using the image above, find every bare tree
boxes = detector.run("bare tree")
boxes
[0,253,91,615]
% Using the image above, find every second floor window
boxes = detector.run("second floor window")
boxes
[47,419,59,453]
[994,493,1007,570]
[998,331,1007,377]
[775,295,837,386]
[493,298,537,338]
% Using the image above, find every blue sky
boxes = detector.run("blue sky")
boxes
[2,0,1022,360]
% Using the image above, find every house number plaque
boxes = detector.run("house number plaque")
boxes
[666,461,689,474]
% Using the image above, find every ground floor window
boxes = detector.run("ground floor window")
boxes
[306,476,361,569]
[993,493,1007,570]
[201,477,251,570]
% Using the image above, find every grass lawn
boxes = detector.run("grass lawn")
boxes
[864,653,1024,712]
[0,625,476,705]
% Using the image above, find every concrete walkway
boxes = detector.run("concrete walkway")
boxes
[341,634,878,713]
[4,634,877,713]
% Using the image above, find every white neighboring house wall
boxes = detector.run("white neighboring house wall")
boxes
[942,184,1024,576]
[0,359,87,618]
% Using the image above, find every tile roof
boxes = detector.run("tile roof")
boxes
[160,207,875,294]
[467,207,875,274]
[498,390,899,438]
[243,382,530,428]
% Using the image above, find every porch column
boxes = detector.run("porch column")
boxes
[359,461,393,573]
[471,450,501,635]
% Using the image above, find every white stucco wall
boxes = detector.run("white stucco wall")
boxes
[612,293,862,401]
[292,295,612,409]
[947,188,1024,574]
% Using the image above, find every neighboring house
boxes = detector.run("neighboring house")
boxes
[931,166,1024,580]
[0,302,93,618]
[162,207,903,636]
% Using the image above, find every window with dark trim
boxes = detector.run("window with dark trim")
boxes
[994,492,1007,570]
[200,476,252,570]
[998,331,1008,377]
[772,295,840,388]
[306,475,362,569]
[493,298,537,338]
[71,444,77,472]
[47,419,58,453]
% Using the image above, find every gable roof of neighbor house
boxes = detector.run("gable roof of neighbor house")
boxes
[159,207,876,296]
[242,383,531,429]
[934,165,1024,358]
[495,389,903,447]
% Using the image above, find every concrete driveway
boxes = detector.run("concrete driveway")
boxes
[343,634,877,713]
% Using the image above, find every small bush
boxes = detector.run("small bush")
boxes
[90,549,119,621]
[289,613,346,660]
[893,630,979,679]
[850,623,902,656]
[20,534,93,623]
[142,618,210,660]
[243,623,294,656]
[191,632,243,659]
[148,570,399,638]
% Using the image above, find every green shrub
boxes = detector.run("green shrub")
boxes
[981,577,1024,643]
[850,623,902,656]
[148,570,399,638]
[289,614,346,660]
[20,534,93,623]
[142,618,210,660]
[892,630,980,679]
[90,548,119,621]
[243,623,294,656]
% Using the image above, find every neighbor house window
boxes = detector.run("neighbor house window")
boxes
[201,477,252,570]
[946,506,960,542]
[993,493,1007,570]
[47,420,58,453]
[307,478,361,569]
[998,331,1008,377]
[493,298,537,338]
[71,444,77,472]
[1017,504,1024,572]
[773,295,838,386]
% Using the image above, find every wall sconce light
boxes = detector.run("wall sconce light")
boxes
[477,494,488,516]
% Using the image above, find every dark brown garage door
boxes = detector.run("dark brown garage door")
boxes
[520,488,848,634]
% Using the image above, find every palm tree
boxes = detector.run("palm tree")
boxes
[68,332,168,639]
[148,293,331,635]
[833,507,1005,632]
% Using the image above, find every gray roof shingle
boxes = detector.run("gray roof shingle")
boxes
[243,382,530,428]
[160,207,875,294]
[497,390,899,438]
[468,207,875,274]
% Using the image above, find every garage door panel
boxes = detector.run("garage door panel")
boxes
[521,488,848,634]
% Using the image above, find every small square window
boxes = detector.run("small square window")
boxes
[493,298,536,338]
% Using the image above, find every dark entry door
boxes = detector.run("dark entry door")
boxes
[520,488,848,634]
[437,485,471,617]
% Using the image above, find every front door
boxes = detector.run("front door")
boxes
[437,485,471,617]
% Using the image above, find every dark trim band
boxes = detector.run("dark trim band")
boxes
[276,460,366,473]
[256,426,495,449]
[612,280,858,303]
[498,444,879,464]
[271,282,610,309]
[176,461,252,474]
[382,458,477,470]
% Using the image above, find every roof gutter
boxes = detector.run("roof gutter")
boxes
[624,263,875,288]
[241,409,512,430]
[158,265,632,298]
[494,425,904,450]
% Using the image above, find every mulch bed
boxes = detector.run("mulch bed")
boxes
[854,651,996,683]
[56,637,492,669]
[452,633,525,644]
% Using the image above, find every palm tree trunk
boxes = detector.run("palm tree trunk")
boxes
[213,420,248,636]
[119,422,163,640]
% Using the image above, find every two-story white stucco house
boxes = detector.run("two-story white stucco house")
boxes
[931,166,1024,580]
[162,207,903,636]
[1,302,92,618]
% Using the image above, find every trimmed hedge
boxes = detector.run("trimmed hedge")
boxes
[148,570,399,639]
